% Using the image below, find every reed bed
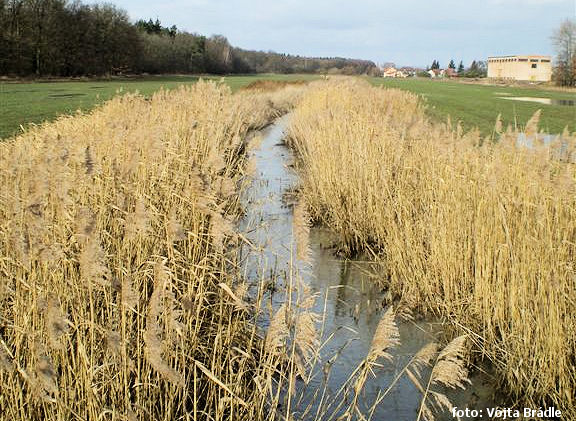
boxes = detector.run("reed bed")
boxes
[241,80,310,92]
[0,80,310,420]
[3,76,570,420]
[288,80,576,416]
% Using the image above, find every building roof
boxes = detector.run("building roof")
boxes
[488,55,551,60]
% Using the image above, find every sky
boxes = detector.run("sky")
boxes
[112,0,575,68]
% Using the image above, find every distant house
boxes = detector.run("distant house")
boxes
[382,67,408,78]
[383,67,397,77]
[487,55,552,82]
[444,68,458,78]
[428,69,445,78]
[399,67,417,77]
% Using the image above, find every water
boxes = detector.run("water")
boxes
[514,132,576,163]
[498,96,575,106]
[240,116,497,420]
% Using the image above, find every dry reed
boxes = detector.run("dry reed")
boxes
[0,80,306,420]
[288,79,576,417]
[4,75,571,420]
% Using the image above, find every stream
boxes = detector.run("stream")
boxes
[240,116,496,420]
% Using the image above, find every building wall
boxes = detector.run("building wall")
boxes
[487,56,552,82]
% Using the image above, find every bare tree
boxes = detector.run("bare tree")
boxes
[552,19,576,86]
[205,35,233,74]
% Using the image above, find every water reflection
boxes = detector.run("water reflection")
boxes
[515,133,576,163]
[499,96,575,106]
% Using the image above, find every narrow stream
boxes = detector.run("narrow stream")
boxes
[240,116,496,420]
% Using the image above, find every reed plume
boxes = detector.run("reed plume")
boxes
[144,262,185,387]
[44,297,69,350]
[125,197,149,239]
[293,198,312,263]
[416,336,470,421]
[367,306,400,362]
[294,311,319,379]
[166,210,187,243]
[0,341,14,372]
[79,236,110,287]
[430,335,470,390]
[265,304,289,353]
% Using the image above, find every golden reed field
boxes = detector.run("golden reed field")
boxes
[289,80,576,417]
[0,78,574,420]
[0,81,310,420]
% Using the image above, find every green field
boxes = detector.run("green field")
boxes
[3,75,574,139]
[0,74,318,139]
[368,77,575,136]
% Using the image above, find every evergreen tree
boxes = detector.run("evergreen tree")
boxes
[448,59,456,69]
[457,60,465,73]
[168,25,177,39]
[462,60,487,78]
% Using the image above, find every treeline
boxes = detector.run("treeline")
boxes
[0,0,140,76]
[234,49,378,75]
[427,59,487,77]
[0,0,377,77]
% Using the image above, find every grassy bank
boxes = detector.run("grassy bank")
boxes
[368,77,576,136]
[0,74,319,139]
[289,80,576,416]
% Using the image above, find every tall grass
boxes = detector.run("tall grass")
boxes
[288,80,576,416]
[0,80,305,420]
[4,76,570,420]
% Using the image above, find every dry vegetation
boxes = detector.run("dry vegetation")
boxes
[241,80,310,92]
[0,80,309,420]
[289,80,576,416]
[2,76,573,420]
[3,78,458,421]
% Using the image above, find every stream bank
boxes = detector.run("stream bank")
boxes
[240,115,496,420]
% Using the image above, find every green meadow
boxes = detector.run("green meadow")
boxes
[2,75,574,139]
[0,74,318,139]
[368,77,575,136]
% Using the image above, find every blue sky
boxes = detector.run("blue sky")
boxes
[112,0,574,67]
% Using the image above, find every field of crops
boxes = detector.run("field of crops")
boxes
[1,78,574,420]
